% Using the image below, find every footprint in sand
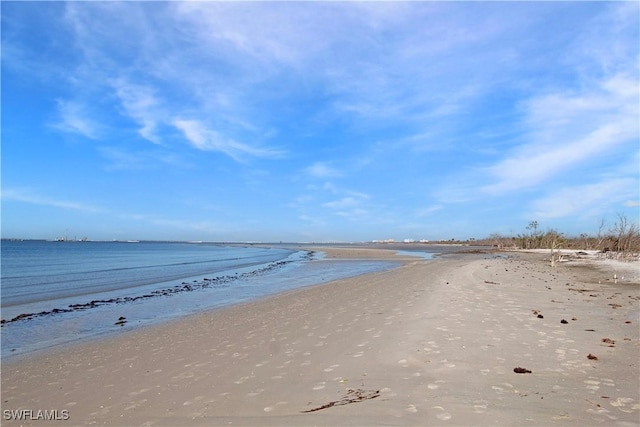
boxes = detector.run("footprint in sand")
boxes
[246,389,264,397]
[474,403,488,414]
[610,397,639,413]
[234,375,253,384]
[440,359,456,368]
[584,379,600,392]
[586,407,618,420]
[128,388,151,397]
[437,412,453,421]
[432,406,452,421]
[405,404,418,413]
[124,399,148,411]
[171,372,195,380]
[182,395,204,406]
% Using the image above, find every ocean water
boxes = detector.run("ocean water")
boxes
[1,240,399,357]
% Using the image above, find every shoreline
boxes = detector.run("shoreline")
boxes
[2,248,638,426]
[1,247,410,359]
[0,248,430,362]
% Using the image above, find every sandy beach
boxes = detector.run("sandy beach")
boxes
[2,247,638,426]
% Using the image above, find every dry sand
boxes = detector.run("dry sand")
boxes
[2,248,638,426]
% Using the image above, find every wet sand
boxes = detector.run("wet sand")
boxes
[2,248,638,426]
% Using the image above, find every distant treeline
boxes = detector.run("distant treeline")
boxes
[471,214,640,257]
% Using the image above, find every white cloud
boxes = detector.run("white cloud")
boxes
[482,73,639,196]
[305,162,342,178]
[529,179,637,219]
[2,188,104,213]
[321,192,373,221]
[172,119,284,161]
[110,78,162,144]
[53,100,100,139]
[323,196,361,210]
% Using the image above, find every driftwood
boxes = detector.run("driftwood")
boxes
[302,388,380,413]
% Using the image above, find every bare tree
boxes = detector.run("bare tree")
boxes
[609,213,640,255]
[546,229,565,267]
[596,217,607,250]
[526,221,540,249]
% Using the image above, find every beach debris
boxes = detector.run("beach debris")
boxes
[587,354,598,360]
[513,367,532,374]
[301,388,380,413]
[532,310,545,319]
[601,338,615,346]
[585,398,602,408]
[561,319,568,324]
[0,256,305,326]
[115,316,127,326]
[484,280,499,285]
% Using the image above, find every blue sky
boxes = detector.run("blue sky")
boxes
[2,2,639,242]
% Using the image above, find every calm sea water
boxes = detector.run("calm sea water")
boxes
[1,241,294,308]
[1,240,399,357]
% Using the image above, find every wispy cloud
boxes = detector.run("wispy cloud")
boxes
[3,2,638,241]
[321,191,373,220]
[529,179,637,220]
[53,100,100,139]
[110,78,162,144]
[97,146,189,171]
[45,2,290,162]
[304,162,342,178]
[2,188,104,213]
[482,73,638,196]
[172,119,284,162]
[323,196,364,210]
